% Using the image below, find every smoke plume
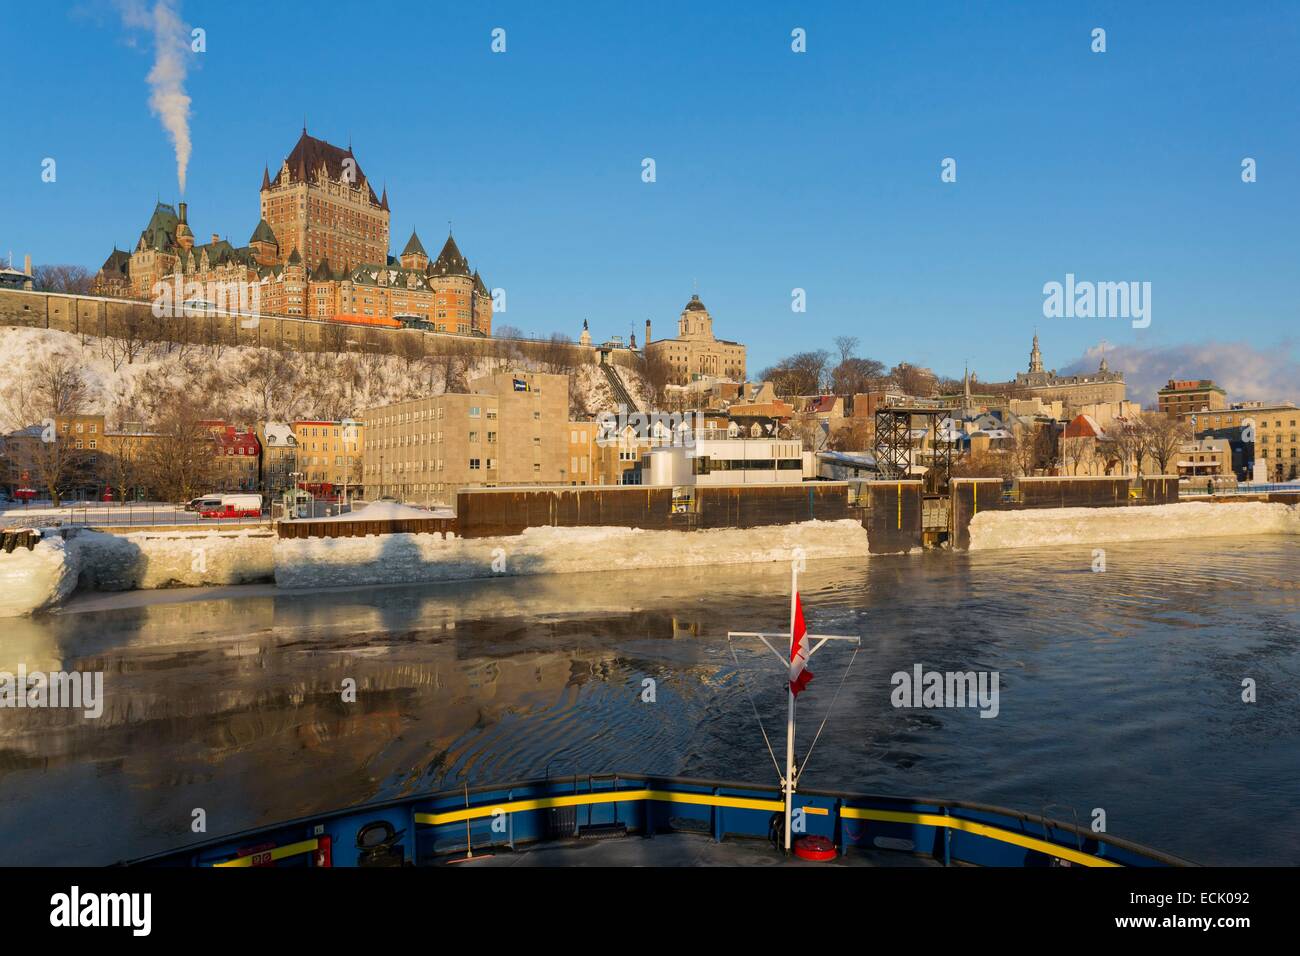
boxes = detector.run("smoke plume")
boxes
[118,1,192,194]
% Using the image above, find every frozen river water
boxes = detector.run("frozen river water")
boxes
[1,534,1297,865]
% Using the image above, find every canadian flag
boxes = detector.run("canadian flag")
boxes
[789,592,814,697]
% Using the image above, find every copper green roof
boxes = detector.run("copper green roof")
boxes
[250,219,277,245]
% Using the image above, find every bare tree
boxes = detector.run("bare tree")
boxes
[1107,417,1146,476]
[539,333,577,375]
[32,264,95,295]
[1012,422,1056,477]
[1061,434,1091,475]
[243,349,301,422]
[889,362,937,398]
[143,404,217,503]
[827,417,873,452]
[833,335,859,366]
[1140,410,1189,475]
[831,356,886,396]
[641,350,673,406]
[2,354,92,505]
[101,308,150,369]
[101,432,149,502]
[761,350,830,397]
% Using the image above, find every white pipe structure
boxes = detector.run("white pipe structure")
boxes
[728,560,860,852]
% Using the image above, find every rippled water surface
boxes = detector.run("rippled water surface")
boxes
[2,535,1297,865]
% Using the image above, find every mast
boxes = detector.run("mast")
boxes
[726,559,859,857]
[784,561,798,852]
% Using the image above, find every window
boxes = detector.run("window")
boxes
[469,458,480,470]
[469,431,479,443]
[469,406,481,418]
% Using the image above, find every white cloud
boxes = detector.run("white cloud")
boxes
[1061,340,1300,408]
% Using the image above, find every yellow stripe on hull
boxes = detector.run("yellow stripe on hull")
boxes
[213,838,320,868]
[841,808,1119,867]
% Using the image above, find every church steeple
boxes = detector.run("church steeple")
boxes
[1029,333,1044,374]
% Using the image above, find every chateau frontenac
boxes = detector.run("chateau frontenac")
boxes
[94,129,494,335]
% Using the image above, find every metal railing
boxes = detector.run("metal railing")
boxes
[1180,482,1299,497]
[0,502,272,530]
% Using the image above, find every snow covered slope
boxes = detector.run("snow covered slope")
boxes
[0,326,648,426]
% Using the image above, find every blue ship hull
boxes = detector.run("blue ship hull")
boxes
[126,773,1189,868]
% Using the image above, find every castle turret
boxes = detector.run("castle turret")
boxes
[399,229,428,272]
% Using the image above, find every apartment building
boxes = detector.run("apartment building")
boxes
[1158,379,1227,417]
[210,424,261,491]
[1184,401,1299,481]
[291,419,364,497]
[361,370,568,503]
[257,422,298,497]
[1254,405,1300,481]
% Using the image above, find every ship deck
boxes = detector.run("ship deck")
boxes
[432,831,943,867]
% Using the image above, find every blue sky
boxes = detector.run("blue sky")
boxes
[3,1,1298,401]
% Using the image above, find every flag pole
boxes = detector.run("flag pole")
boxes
[785,559,797,852]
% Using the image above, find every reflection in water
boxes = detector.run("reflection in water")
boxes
[0,536,1297,865]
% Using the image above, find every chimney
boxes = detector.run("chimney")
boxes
[23,254,32,290]
[645,319,652,346]
[212,233,220,245]
[178,201,188,224]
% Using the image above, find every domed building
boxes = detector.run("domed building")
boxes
[644,293,746,385]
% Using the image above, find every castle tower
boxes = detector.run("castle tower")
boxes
[579,319,591,347]
[261,128,389,268]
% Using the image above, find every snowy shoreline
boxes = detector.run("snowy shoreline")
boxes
[968,500,1300,551]
[0,519,868,615]
[272,520,870,589]
[2,501,1296,616]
